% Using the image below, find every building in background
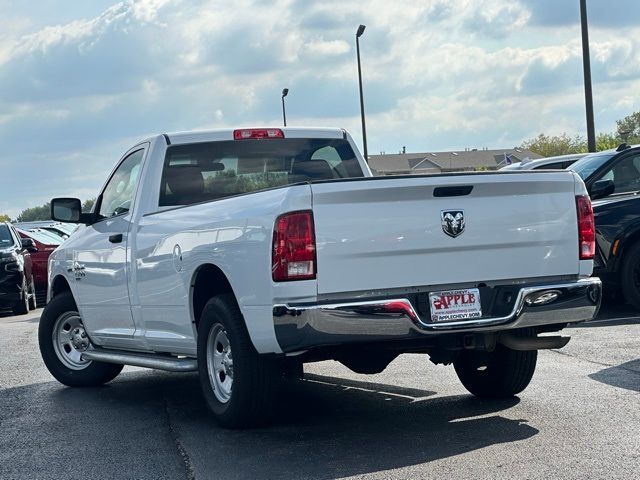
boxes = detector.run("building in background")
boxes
[368,148,543,175]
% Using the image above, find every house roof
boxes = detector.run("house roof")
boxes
[369,148,543,173]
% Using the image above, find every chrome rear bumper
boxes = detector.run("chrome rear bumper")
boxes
[273,278,602,353]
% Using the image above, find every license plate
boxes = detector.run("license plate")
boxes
[428,288,482,322]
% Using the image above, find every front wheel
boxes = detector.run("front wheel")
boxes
[453,330,537,398]
[197,294,280,428]
[39,291,123,387]
[12,279,29,315]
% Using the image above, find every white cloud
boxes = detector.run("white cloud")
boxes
[303,39,350,56]
[1,0,640,218]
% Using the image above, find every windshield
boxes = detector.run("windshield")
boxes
[0,225,15,249]
[570,153,615,180]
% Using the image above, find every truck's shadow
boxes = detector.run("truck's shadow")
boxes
[190,374,537,479]
[1,370,538,479]
[588,359,640,392]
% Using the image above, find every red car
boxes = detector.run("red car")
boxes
[17,229,62,304]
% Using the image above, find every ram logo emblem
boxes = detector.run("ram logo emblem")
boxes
[441,210,465,238]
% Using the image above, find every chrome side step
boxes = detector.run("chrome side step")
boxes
[82,349,197,372]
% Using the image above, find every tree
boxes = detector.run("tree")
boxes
[82,198,96,212]
[616,111,640,144]
[15,197,95,222]
[16,202,51,222]
[522,124,629,158]
[596,132,621,152]
[521,133,586,157]
[0,214,10,222]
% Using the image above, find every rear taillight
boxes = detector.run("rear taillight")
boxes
[576,195,595,260]
[234,128,284,140]
[272,211,316,281]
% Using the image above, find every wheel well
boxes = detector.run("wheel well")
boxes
[191,264,235,330]
[51,275,71,298]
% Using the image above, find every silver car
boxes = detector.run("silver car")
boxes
[500,153,586,171]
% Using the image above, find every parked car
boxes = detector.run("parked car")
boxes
[16,228,63,304]
[40,127,601,428]
[569,144,640,198]
[15,221,78,240]
[22,227,67,245]
[569,144,640,308]
[500,153,586,171]
[0,222,37,314]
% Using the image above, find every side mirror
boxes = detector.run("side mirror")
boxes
[51,198,84,223]
[590,179,615,200]
[21,238,38,253]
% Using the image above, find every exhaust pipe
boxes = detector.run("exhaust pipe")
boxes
[498,333,570,351]
[82,349,198,372]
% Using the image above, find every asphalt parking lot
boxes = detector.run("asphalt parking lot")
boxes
[1,303,638,480]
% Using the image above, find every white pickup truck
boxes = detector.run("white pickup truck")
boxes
[41,127,601,428]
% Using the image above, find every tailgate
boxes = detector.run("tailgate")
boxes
[311,172,579,295]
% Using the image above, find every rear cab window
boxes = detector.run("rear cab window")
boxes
[159,138,364,207]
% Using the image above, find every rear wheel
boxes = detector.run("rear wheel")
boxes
[39,291,123,387]
[454,329,537,398]
[283,358,304,380]
[197,294,280,428]
[620,242,640,310]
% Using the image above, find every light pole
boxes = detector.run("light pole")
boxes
[580,0,596,152]
[355,24,368,162]
[281,88,289,126]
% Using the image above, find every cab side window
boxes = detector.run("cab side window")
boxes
[600,154,640,194]
[99,150,145,218]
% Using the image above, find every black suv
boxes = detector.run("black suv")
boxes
[0,222,37,315]
[570,144,640,308]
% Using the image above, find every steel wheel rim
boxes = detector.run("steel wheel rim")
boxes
[22,280,28,311]
[28,282,36,309]
[52,312,91,370]
[207,324,233,404]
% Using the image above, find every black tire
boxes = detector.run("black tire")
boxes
[39,291,123,387]
[283,358,304,380]
[12,278,29,315]
[454,329,537,398]
[28,280,37,311]
[620,242,640,310]
[197,294,281,428]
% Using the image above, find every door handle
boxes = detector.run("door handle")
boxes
[433,185,474,197]
[109,234,123,244]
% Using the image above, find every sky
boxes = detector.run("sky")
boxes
[1,0,640,218]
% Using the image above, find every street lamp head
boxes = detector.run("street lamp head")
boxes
[282,88,289,97]
[356,24,366,37]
